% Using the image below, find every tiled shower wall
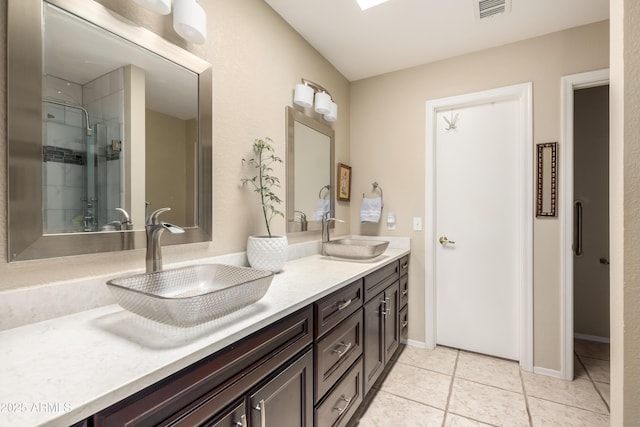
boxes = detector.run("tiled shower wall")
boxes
[43,76,85,233]
[42,70,124,233]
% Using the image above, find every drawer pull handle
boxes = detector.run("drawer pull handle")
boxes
[254,399,266,427]
[401,321,408,328]
[234,414,247,427]
[337,298,352,311]
[333,395,353,415]
[332,341,353,357]
[402,290,408,296]
[402,262,409,270]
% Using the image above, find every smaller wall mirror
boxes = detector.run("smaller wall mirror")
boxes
[286,107,335,233]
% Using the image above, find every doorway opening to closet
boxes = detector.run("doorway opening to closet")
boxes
[561,69,610,383]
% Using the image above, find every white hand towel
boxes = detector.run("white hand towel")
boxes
[312,199,331,221]
[360,197,382,223]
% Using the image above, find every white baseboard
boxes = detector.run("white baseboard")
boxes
[574,333,610,343]
[402,339,428,349]
[533,366,564,379]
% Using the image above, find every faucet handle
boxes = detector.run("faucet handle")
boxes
[147,207,171,226]
[323,211,344,223]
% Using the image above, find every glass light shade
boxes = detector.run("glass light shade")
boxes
[133,0,171,15]
[293,84,314,108]
[324,102,338,122]
[173,0,207,44]
[314,92,332,115]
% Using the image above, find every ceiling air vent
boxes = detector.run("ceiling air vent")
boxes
[474,0,511,21]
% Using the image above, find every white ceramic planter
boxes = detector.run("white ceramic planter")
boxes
[246,235,288,273]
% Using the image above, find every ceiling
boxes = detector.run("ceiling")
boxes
[264,0,609,81]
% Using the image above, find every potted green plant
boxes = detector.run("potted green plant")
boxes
[241,137,288,272]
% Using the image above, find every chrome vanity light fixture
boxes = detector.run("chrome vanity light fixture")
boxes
[293,79,338,122]
[133,0,207,44]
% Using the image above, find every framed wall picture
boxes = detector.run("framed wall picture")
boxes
[536,142,558,217]
[337,163,352,201]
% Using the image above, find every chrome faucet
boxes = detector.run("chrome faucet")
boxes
[322,211,344,244]
[294,210,308,232]
[146,207,185,273]
[115,207,133,230]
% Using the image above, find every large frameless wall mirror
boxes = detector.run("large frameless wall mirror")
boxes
[7,0,212,261]
[286,107,335,233]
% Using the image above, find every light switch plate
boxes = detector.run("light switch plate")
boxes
[412,217,422,231]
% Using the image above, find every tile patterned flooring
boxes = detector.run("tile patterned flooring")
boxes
[352,339,610,426]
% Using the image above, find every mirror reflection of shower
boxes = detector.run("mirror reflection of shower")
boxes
[42,70,125,234]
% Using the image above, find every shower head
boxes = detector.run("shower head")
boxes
[43,97,92,136]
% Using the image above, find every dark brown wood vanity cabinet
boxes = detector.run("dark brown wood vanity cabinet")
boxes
[313,279,364,427]
[85,256,409,427]
[363,259,404,394]
[92,306,313,427]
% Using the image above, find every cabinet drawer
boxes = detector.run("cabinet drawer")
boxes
[363,261,399,302]
[399,305,409,341]
[399,274,409,309]
[315,358,363,427]
[94,307,312,427]
[315,310,363,402]
[315,279,363,338]
[399,255,410,277]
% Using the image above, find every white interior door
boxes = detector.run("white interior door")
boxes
[435,99,521,360]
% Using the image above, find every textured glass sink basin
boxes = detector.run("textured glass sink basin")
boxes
[323,239,389,260]
[106,264,274,327]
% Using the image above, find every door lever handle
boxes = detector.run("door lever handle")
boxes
[439,236,455,246]
[600,258,610,265]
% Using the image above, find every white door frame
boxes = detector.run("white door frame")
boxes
[425,83,533,371]
[560,69,610,381]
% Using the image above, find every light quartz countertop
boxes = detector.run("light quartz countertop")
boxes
[0,244,409,427]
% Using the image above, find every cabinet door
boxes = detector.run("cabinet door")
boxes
[363,295,384,394]
[203,400,246,427]
[249,350,313,427]
[383,282,400,363]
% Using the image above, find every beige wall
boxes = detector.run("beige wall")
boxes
[146,109,189,225]
[350,21,610,371]
[610,0,640,424]
[124,65,147,229]
[0,0,350,289]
